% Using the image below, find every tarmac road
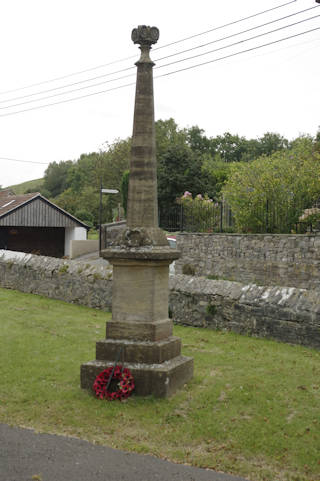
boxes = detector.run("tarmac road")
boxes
[0,424,248,481]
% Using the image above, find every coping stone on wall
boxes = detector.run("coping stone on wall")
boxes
[1,250,319,349]
[0,249,113,310]
[169,274,320,349]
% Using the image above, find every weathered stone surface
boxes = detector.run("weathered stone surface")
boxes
[110,258,171,325]
[175,233,320,290]
[0,250,112,310]
[81,355,193,398]
[1,251,320,349]
[101,245,179,260]
[96,336,181,364]
[126,26,158,231]
[131,25,159,46]
[169,275,320,349]
[106,319,173,342]
[80,25,192,398]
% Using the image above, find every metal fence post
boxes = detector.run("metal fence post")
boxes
[180,204,184,232]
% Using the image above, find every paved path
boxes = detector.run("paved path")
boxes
[0,424,248,481]
[72,251,109,267]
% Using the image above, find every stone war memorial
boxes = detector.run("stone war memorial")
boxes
[81,25,193,398]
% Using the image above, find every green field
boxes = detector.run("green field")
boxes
[6,177,44,194]
[0,287,319,481]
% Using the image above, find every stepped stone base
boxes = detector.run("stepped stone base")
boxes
[106,319,173,341]
[81,238,193,398]
[96,336,181,364]
[81,355,193,398]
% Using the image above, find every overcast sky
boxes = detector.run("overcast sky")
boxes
[1,0,319,188]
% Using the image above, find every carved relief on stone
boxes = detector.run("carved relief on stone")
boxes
[131,25,159,46]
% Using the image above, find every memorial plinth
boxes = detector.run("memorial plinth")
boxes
[81,26,193,398]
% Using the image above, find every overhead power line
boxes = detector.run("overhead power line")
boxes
[155,5,319,62]
[153,0,298,50]
[0,25,318,118]
[0,0,297,96]
[156,13,320,71]
[0,12,318,112]
[0,4,315,107]
[156,25,320,79]
[0,71,136,110]
[0,157,49,165]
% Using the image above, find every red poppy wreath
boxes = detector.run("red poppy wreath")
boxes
[93,365,135,401]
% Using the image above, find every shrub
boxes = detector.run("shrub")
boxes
[222,137,320,233]
[178,191,220,232]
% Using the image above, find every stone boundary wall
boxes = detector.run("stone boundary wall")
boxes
[0,250,112,310]
[169,275,320,350]
[101,221,127,249]
[0,250,319,349]
[175,233,320,290]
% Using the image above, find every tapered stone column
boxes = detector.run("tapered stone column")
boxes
[81,26,193,398]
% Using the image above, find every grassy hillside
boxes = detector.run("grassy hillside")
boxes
[7,177,44,194]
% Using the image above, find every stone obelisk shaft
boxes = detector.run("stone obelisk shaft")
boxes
[127,35,158,229]
[80,26,193,398]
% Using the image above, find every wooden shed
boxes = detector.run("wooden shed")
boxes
[0,190,89,257]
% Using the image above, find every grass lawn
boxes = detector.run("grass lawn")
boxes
[88,229,99,240]
[0,287,319,481]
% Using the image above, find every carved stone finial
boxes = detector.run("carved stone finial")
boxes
[131,25,159,47]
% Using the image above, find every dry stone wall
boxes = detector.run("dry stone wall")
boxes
[0,250,112,310]
[175,233,320,290]
[169,275,320,350]
[0,250,319,349]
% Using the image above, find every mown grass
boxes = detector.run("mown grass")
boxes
[0,287,319,481]
[88,229,99,240]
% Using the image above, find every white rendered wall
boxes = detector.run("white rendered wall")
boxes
[65,227,87,256]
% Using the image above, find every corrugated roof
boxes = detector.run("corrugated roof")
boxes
[0,191,89,229]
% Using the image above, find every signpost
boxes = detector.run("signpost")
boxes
[99,183,119,251]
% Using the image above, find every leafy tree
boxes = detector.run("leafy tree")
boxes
[184,125,212,155]
[258,132,289,156]
[100,139,131,192]
[156,120,214,209]
[157,143,209,209]
[155,118,186,157]
[209,132,249,163]
[43,160,73,198]
[51,139,129,225]
[74,209,94,228]
[120,170,130,215]
[25,184,51,198]
[222,136,320,233]
[201,156,234,198]
[66,153,99,193]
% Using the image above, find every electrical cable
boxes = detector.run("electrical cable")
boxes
[0,0,298,96]
[154,5,319,63]
[0,157,49,165]
[153,0,298,50]
[0,64,136,105]
[1,12,318,111]
[0,4,316,106]
[155,25,320,79]
[0,25,318,118]
[0,72,136,110]
[155,13,320,71]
